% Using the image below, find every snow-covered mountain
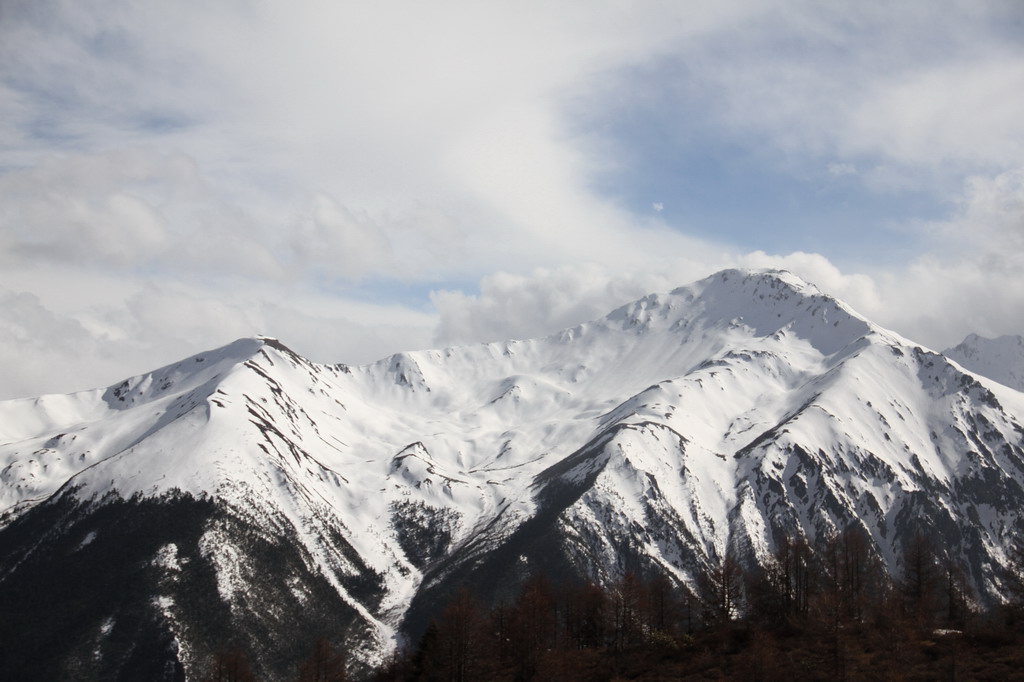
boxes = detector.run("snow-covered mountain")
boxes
[945,333,1024,393]
[3,268,1024,680]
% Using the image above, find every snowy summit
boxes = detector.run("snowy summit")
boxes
[2,268,1024,678]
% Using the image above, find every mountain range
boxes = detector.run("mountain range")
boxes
[2,268,1023,680]
[945,333,1024,393]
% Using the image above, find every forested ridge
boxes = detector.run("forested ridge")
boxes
[206,528,1024,681]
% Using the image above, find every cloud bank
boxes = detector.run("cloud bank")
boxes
[1,1,1023,399]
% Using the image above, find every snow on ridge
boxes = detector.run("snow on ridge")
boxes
[0,336,279,516]
[5,269,1024,666]
[945,333,1024,393]
[2,270,1016,543]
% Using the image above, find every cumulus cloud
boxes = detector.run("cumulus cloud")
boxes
[0,2,736,285]
[0,148,291,279]
[611,1,1024,194]
[431,264,704,346]
[863,168,1024,348]
[431,232,1022,357]
[0,286,127,399]
[290,194,394,279]
[2,1,1024,399]
[736,251,883,318]
[430,252,888,350]
[0,276,436,400]
[108,282,435,367]
[846,57,1024,171]
[0,151,175,267]
[944,168,1024,255]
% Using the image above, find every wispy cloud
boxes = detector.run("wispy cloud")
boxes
[1,1,1023,398]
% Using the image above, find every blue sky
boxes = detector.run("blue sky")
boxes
[1,1,1023,399]
[587,117,940,264]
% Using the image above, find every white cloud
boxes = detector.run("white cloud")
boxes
[2,1,1024,399]
[827,163,857,177]
[946,168,1024,254]
[0,273,436,400]
[867,257,1024,350]
[431,264,707,346]
[430,231,1023,358]
[846,57,1024,170]
[0,150,173,266]
[427,248,895,352]
[0,148,291,279]
[630,2,1024,191]
[865,168,1024,348]
[431,254,880,348]
[736,251,883,318]
[0,286,127,400]
[0,2,740,290]
[290,194,394,280]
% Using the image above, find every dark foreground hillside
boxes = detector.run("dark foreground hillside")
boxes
[378,619,1024,681]
[368,530,1024,682]
[19,522,1024,681]
[197,529,1024,681]
[206,612,1024,682]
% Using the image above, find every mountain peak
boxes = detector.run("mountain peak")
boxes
[687,268,837,310]
[100,337,269,408]
[692,267,818,292]
[5,270,1024,678]
[945,333,1024,392]
[601,267,872,359]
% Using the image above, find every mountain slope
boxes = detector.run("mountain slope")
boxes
[945,333,1024,392]
[2,269,1024,678]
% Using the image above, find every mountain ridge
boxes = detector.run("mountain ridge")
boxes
[2,268,1024,679]
[945,332,1024,393]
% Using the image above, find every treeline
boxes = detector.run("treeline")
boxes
[202,528,1024,681]
[371,528,1024,681]
[204,638,347,682]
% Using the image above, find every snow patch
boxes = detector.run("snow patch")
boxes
[77,530,97,550]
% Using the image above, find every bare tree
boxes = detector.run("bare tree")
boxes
[431,588,488,682]
[204,648,257,682]
[507,574,558,679]
[296,638,346,682]
[900,532,939,627]
[565,582,608,649]
[610,571,646,649]
[700,548,743,625]
[1002,537,1024,628]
